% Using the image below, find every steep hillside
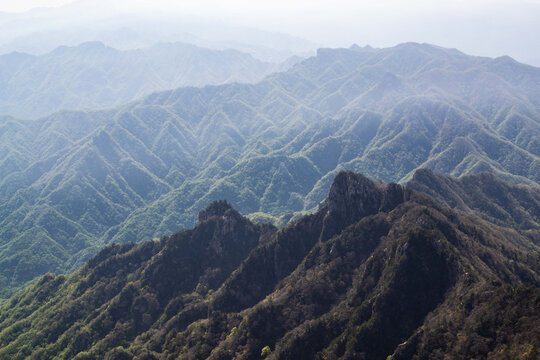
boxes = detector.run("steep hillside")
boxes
[409,169,540,242]
[0,43,539,292]
[0,171,537,359]
[0,41,293,119]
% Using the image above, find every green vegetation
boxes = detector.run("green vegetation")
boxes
[261,345,271,357]
[0,42,539,294]
[409,169,540,243]
[0,171,537,359]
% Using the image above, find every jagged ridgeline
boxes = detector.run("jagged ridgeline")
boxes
[0,171,538,360]
[0,42,539,293]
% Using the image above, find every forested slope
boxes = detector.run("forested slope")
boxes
[0,43,539,292]
[0,171,537,359]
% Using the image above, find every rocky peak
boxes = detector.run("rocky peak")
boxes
[326,171,404,214]
[198,200,236,222]
[196,200,259,253]
[326,171,379,212]
[320,171,405,240]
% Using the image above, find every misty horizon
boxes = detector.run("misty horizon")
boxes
[0,0,539,66]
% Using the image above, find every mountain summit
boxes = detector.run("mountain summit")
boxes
[0,170,537,359]
[0,42,539,292]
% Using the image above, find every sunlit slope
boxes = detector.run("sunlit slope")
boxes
[0,42,538,292]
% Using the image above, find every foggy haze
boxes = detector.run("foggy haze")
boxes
[0,0,539,66]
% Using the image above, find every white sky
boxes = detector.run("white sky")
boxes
[0,0,536,11]
[2,0,538,16]
[0,0,70,12]
[1,0,539,64]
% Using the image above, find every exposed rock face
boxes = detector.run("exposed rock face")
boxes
[0,170,537,360]
[198,200,236,222]
[320,171,406,241]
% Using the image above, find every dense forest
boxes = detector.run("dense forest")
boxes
[0,170,537,359]
[1,43,539,293]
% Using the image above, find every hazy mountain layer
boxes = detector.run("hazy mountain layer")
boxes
[0,41,295,119]
[0,4,317,62]
[0,42,539,292]
[0,171,537,359]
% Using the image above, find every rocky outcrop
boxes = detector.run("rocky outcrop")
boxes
[0,171,537,360]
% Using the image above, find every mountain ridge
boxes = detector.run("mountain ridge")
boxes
[0,170,537,359]
[0,42,539,293]
[0,41,298,119]
[409,168,540,239]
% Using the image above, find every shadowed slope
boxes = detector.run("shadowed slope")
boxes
[0,171,537,359]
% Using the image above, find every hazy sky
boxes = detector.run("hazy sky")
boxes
[0,0,71,12]
[1,0,539,64]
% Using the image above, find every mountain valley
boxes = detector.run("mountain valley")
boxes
[0,43,539,292]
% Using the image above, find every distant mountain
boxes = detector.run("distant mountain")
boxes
[0,25,317,64]
[0,42,539,293]
[0,41,298,119]
[0,3,318,62]
[0,171,537,359]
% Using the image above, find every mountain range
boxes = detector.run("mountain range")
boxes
[0,170,537,359]
[0,41,298,119]
[0,42,539,294]
[0,2,317,63]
